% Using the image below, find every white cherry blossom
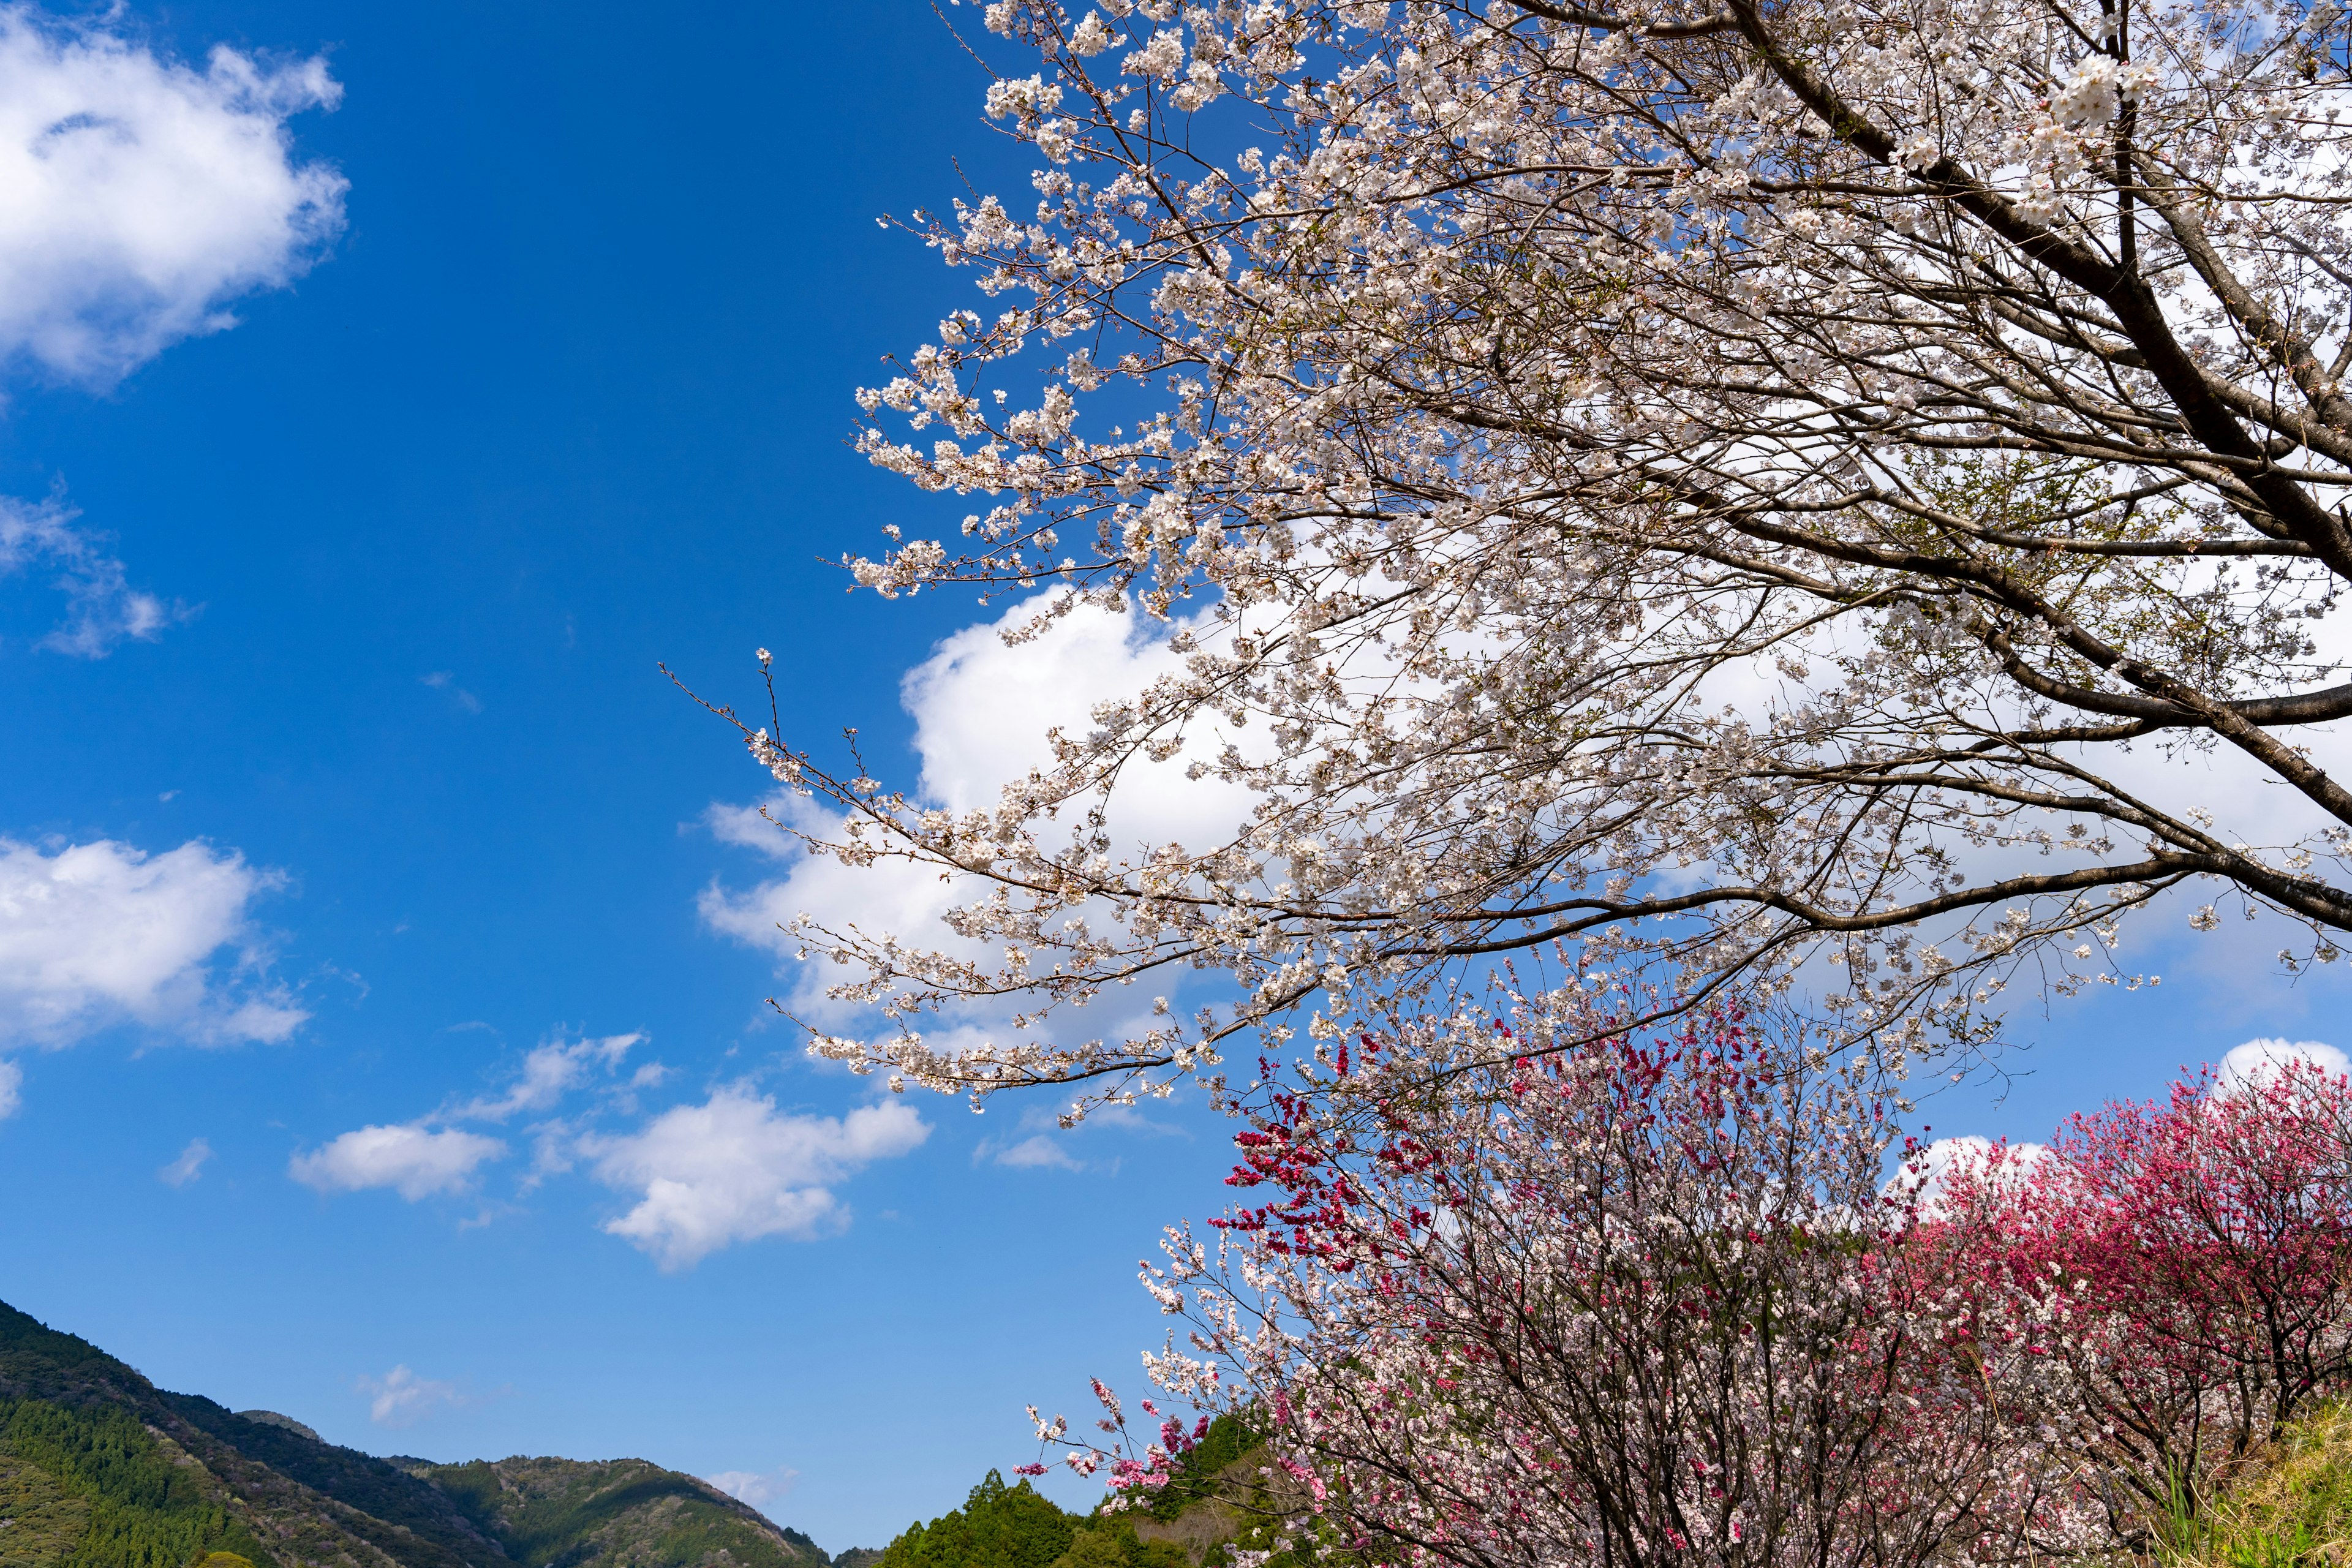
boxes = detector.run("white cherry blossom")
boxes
[727,0,2352,1109]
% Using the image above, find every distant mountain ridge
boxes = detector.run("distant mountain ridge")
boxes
[0,1300,870,1568]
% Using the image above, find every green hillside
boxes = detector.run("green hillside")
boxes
[413,1458,815,1568]
[0,1302,857,1568]
[871,1419,1277,1568]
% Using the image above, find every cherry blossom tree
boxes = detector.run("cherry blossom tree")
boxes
[727,0,2352,1106]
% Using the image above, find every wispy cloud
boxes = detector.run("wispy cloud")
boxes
[420,672,482,714]
[0,1058,19,1120]
[356,1365,465,1427]
[292,1038,925,1267]
[706,1466,799,1510]
[291,1031,653,1207]
[158,1136,212,1186]
[449,1033,643,1122]
[979,1133,1084,1172]
[973,1099,1178,1175]
[0,494,187,657]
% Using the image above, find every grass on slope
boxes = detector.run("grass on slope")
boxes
[2166,1403,2352,1568]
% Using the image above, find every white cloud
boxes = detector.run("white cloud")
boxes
[356,1365,463,1427]
[706,1466,799,1509]
[290,1123,506,1200]
[451,1032,642,1121]
[0,492,181,656]
[2216,1037,2351,1095]
[588,1088,929,1270]
[292,1028,663,1210]
[0,7,344,385]
[158,1134,211,1186]
[1887,1134,2050,1216]
[699,790,967,971]
[900,597,1250,835]
[0,835,304,1047]
[702,596,1256,1047]
[0,1057,18,1119]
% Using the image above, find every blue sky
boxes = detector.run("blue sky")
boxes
[0,0,2344,1555]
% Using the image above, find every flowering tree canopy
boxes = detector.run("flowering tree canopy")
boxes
[1041,1002,2352,1568]
[1929,1053,2352,1534]
[736,0,2352,1106]
[1065,988,2056,1568]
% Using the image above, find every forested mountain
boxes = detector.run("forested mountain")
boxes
[0,1301,864,1568]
